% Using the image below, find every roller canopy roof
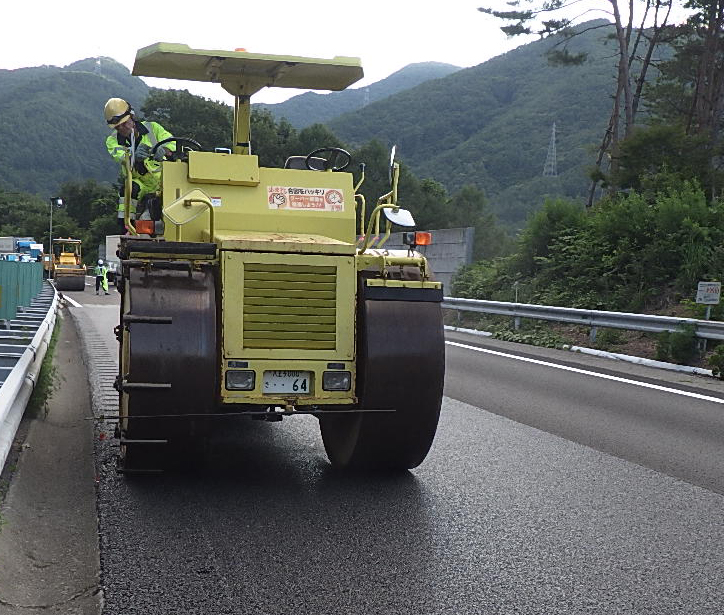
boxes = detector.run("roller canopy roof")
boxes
[133,43,364,96]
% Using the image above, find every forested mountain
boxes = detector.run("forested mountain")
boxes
[0,22,642,228]
[0,58,148,195]
[328,20,619,225]
[0,58,456,196]
[255,62,460,128]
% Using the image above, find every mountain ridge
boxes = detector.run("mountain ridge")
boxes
[254,61,461,128]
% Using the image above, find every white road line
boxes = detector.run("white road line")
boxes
[64,296,83,308]
[446,340,724,405]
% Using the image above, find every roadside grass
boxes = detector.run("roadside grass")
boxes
[443,307,717,368]
[26,316,62,419]
[443,310,574,349]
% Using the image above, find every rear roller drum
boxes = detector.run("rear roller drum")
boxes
[55,275,85,291]
[320,298,445,470]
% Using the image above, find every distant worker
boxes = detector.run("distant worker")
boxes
[104,98,175,232]
[95,259,109,295]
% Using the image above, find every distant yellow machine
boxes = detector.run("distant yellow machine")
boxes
[115,44,444,473]
[50,238,86,291]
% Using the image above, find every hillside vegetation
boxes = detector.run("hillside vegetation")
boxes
[328,21,618,226]
[3,8,722,343]
[256,62,460,128]
[451,1,724,369]
[1,91,509,266]
[0,58,148,195]
[0,24,619,218]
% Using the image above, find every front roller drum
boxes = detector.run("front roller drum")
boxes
[320,298,445,470]
[118,264,217,472]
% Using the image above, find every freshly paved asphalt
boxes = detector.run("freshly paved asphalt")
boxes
[444,331,724,494]
[73,295,724,614]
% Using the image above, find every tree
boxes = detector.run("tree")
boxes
[644,1,724,198]
[685,0,724,142]
[57,180,118,263]
[141,88,233,151]
[58,180,117,230]
[250,110,300,167]
[0,189,50,242]
[445,185,513,259]
[609,124,715,191]
[479,0,677,204]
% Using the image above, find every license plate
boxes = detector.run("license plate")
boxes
[263,370,311,394]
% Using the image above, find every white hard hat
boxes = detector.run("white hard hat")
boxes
[104,98,133,129]
[98,259,103,265]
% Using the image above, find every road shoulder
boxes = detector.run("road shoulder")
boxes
[0,309,101,614]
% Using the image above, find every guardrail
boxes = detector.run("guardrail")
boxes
[441,297,724,341]
[0,282,57,472]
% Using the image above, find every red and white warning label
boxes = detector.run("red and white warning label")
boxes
[267,186,344,212]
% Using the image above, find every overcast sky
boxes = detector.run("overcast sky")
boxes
[3,1,543,104]
[3,1,691,107]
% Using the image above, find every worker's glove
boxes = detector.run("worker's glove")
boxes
[153,147,168,162]
[134,144,152,161]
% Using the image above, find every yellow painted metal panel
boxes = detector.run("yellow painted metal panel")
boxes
[222,251,355,361]
[187,151,259,186]
[133,43,363,95]
[161,164,356,246]
[220,359,355,405]
[365,279,443,289]
[214,232,355,255]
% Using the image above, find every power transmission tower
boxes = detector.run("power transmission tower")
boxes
[543,121,558,177]
[363,87,370,107]
[95,57,102,77]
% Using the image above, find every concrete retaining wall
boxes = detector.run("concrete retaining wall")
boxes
[382,227,474,292]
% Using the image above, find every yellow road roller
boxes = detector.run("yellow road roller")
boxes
[114,43,445,472]
[51,238,87,291]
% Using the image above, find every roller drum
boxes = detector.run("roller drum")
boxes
[118,263,217,471]
[320,295,445,470]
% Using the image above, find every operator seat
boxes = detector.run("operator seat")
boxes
[284,156,327,171]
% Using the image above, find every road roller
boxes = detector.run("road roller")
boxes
[114,43,445,473]
[51,238,87,291]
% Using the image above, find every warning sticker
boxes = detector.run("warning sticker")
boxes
[267,186,344,212]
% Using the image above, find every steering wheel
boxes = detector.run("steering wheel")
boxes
[151,137,202,162]
[305,147,351,172]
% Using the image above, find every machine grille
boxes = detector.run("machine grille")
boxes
[243,263,337,349]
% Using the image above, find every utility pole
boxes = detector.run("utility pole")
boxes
[48,197,62,277]
[543,121,558,177]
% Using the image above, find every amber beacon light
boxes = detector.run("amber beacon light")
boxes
[403,231,432,248]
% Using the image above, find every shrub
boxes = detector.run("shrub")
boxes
[593,328,625,350]
[708,344,724,379]
[655,324,697,364]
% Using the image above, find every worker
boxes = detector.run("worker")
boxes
[104,98,175,232]
[95,259,109,295]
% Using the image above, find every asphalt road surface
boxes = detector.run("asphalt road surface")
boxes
[60,291,724,614]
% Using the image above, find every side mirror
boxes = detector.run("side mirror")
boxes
[383,207,415,227]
